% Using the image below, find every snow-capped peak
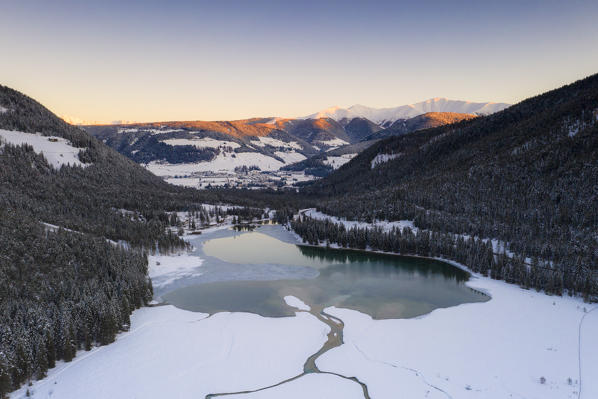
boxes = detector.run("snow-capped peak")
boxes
[302,98,510,125]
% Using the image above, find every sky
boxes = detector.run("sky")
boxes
[1,0,597,123]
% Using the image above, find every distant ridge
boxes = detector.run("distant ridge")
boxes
[303,98,510,126]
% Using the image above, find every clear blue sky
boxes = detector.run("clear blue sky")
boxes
[1,0,597,122]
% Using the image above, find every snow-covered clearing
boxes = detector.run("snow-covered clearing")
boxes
[274,150,306,164]
[371,152,402,168]
[323,153,357,169]
[41,222,79,234]
[148,253,204,289]
[164,176,200,187]
[317,276,598,399]
[316,138,349,150]
[0,105,9,113]
[225,373,364,399]
[580,307,598,398]
[250,136,302,150]
[0,129,88,168]
[301,208,415,232]
[116,127,139,133]
[11,307,330,399]
[147,152,285,174]
[147,128,182,135]
[318,138,349,146]
[284,295,311,311]
[161,137,241,149]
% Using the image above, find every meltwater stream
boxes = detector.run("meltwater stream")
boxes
[158,225,487,398]
[205,307,371,399]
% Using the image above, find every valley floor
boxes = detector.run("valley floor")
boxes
[10,227,598,399]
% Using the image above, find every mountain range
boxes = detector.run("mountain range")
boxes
[82,99,508,177]
[302,98,509,126]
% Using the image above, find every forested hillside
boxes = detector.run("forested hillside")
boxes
[0,85,232,395]
[303,73,598,299]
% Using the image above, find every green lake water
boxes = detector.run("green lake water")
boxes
[163,230,488,319]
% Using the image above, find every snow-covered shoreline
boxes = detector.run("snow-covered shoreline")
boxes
[318,275,598,399]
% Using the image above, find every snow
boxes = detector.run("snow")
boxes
[225,373,364,399]
[161,137,241,149]
[284,295,311,311]
[147,152,285,174]
[274,150,306,164]
[164,176,200,187]
[301,209,415,233]
[580,308,598,398]
[302,98,510,125]
[316,138,349,148]
[148,253,204,289]
[0,105,8,113]
[323,153,357,169]
[11,306,330,399]
[147,128,182,134]
[370,152,402,168]
[0,129,89,169]
[264,117,281,125]
[251,136,302,150]
[117,127,138,133]
[317,276,597,399]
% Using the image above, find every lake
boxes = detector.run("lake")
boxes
[162,227,488,319]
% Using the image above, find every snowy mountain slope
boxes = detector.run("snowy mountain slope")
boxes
[0,129,90,169]
[304,98,509,126]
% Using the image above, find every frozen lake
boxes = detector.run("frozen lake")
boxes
[161,225,488,319]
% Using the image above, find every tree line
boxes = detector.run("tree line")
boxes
[291,216,597,301]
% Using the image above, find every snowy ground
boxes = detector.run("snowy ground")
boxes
[317,138,349,149]
[225,373,364,399]
[148,253,204,289]
[323,153,357,169]
[147,151,285,174]
[317,276,598,399]
[274,150,306,164]
[250,136,302,150]
[371,152,401,168]
[301,208,415,232]
[10,307,330,399]
[0,129,88,168]
[284,295,311,311]
[160,137,241,149]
